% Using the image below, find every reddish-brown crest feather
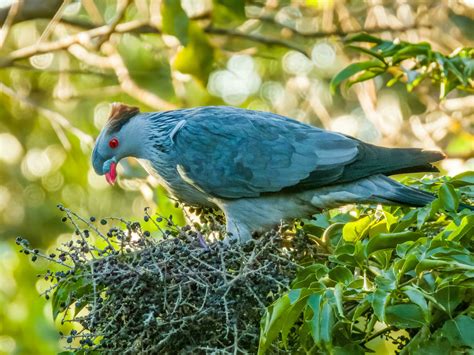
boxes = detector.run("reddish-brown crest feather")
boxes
[107,103,140,132]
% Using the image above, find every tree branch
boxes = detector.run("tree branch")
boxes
[251,12,431,38]
[204,26,309,56]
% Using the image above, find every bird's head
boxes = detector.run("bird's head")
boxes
[92,103,144,185]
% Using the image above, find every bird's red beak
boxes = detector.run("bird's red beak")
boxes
[105,161,117,185]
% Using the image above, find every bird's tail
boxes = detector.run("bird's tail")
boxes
[372,175,474,211]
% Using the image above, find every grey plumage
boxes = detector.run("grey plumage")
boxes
[92,104,453,241]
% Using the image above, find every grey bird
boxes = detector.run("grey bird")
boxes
[92,103,449,241]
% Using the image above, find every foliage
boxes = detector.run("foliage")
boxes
[331,34,474,98]
[259,173,474,354]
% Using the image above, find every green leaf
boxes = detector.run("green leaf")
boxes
[439,183,459,212]
[385,303,426,328]
[342,216,373,242]
[213,0,245,17]
[292,264,328,288]
[451,171,474,187]
[441,315,474,348]
[346,45,387,62]
[434,286,464,317]
[333,344,365,355]
[307,293,323,346]
[330,60,385,95]
[402,286,429,322]
[306,292,334,349]
[371,288,390,322]
[446,215,474,242]
[52,274,93,320]
[118,34,175,101]
[161,0,189,45]
[366,231,424,256]
[347,66,385,87]
[345,33,384,44]
[416,258,474,274]
[259,289,311,353]
[319,299,334,345]
[328,266,353,285]
[173,23,215,83]
[383,211,398,231]
[391,43,431,63]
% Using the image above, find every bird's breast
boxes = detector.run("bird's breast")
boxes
[137,158,216,208]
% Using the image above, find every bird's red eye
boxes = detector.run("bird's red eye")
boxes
[109,138,119,149]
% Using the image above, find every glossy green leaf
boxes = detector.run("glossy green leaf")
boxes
[385,304,426,328]
[371,288,390,321]
[441,315,474,348]
[259,289,311,354]
[342,216,373,242]
[330,60,385,94]
[434,286,464,316]
[451,171,474,187]
[366,231,423,256]
[345,33,384,44]
[402,286,429,322]
[439,183,459,212]
[445,215,474,241]
[328,266,353,285]
[213,0,245,17]
[52,274,93,320]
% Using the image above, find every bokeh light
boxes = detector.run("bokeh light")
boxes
[0,133,23,164]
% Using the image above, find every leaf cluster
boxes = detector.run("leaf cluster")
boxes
[260,172,474,354]
[330,34,474,98]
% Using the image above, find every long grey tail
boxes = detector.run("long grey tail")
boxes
[373,175,474,211]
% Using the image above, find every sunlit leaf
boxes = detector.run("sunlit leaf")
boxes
[342,215,373,242]
[439,183,459,212]
[366,231,423,256]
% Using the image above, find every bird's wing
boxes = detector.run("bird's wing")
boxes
[172,107,360,199]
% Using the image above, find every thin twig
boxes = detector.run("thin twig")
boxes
[94,0,131,49]
[36,0,71,44]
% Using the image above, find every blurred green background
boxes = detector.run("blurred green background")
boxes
[0,0,473,353]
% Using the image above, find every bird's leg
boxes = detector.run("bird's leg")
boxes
[196,231,209,250]
[225,218,252,243]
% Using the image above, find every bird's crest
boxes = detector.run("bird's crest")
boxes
[107,103,140,132]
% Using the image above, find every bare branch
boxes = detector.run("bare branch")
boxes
[204,26,309,56]
[95,0,131,49]
[36,0,71,44]
[103,43,178,110]
[0,19,152,68]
